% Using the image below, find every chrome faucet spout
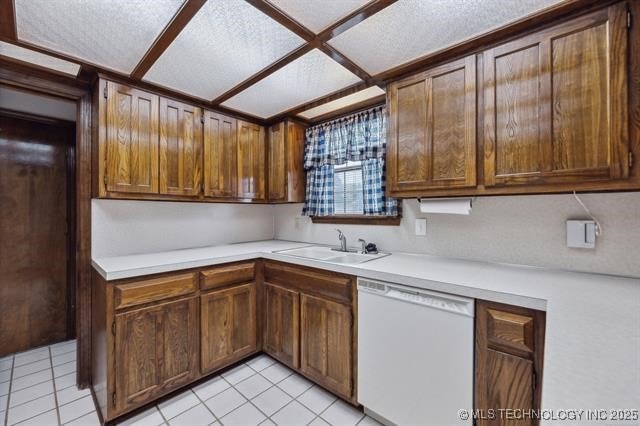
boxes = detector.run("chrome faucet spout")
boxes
[335,229,347,252]
[358,238,367,254]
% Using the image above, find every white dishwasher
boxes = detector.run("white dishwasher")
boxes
[357,278,474,426]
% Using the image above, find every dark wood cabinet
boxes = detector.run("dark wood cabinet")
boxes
[263,282,300,369]
[483,3,629,188]
[475,300,545,426]
[387,55,477,194]
[262,261,357,403]
[237,120,266,201]
[300,293,353,399]
[201,283,257,374]
[203,110,237,199]
[268,120,306,203]
[159,98,203,196]
[104,82,159,194]
[114,296,198,414]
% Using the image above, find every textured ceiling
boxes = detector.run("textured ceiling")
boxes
[8,0,571,119]
[329,0,566,75]
[222,49,362,118]
[14,0,184,74]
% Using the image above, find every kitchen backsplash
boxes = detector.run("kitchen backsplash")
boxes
[92,199,275,258]
[274,192,640,278]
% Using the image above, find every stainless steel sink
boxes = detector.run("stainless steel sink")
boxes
[275,246,389,265]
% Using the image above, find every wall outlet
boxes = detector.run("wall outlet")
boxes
[415,218,427,236]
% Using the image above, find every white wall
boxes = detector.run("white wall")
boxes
[92,199,275,258]
[274,192,640,278]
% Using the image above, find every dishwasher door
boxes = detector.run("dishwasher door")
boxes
[357,278,474,426]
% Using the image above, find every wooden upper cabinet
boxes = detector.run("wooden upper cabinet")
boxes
[387,55,476,194]
[268,120,306,203]
[114,296,198,414]
[203,110,237,198]
[300,293,353,400]
[483,3,629,187]
[237,120,266,201]
[105,82,159,194]
[263,282,299,369]
[159,98,203,196]
[201,283,257,374]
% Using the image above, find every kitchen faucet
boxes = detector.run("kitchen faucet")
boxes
[335,229,347,252]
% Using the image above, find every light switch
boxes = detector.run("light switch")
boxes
[415,218,427,236]
[567,220,597,249]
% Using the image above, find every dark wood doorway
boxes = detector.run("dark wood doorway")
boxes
[0,112,76,356]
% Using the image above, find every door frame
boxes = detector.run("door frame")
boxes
[0,60,93,388]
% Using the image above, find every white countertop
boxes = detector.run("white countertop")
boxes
[92,240,640,422]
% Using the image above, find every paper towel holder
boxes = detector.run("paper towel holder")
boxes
[416,197,474,215]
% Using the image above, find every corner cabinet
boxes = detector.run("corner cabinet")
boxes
[268,120,306,203]
[386,2,633,198]
[387,55,477,193]
[237,120,266,201]
[483,3,629,188]
[475,300,546,426]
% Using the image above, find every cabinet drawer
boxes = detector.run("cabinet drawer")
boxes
[200,262,255,291]
[264,261,353,303]
[114,273,197,310]
[486,308,535,355]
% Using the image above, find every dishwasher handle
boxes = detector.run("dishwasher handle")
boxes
[358,278,474,317]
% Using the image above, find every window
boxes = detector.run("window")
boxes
[333,161,363,215]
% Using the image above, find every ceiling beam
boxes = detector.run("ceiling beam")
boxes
[317,0,398,42]
[212,43,316,105]
[267,81,371,123]
[0,0,17,40]
[130,0,207,80]
[318,44,371,83]
[243,0,315,42]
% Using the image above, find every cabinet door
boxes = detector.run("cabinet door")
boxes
[387,55,476,194]
[475,300,545,426]
[203,111,237,198]
[268,122,286,202]
[263,283,299,368]
[159,98,202,196]
[484,3,629,187]
[237,120,266,200]
[105,82,159,194]
[201,283,257,373]
[114,297,198,414]
[300,293,353,400]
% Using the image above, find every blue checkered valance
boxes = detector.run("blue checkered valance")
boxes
[302,106,398,217]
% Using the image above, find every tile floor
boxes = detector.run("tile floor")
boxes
[1,341,380,426]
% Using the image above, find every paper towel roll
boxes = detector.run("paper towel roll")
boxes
[418,198,472,215]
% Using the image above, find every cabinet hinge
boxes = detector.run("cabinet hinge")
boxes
[103,84,108,99]
[111,321,116,336]
[112,392,116,407]
[201,116,205,125]
[103,173,108,187]
[629,151,634,169]
[628,11,632,29]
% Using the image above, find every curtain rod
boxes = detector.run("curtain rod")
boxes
[308,104,385,130]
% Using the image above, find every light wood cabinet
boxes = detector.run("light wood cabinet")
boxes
[159,98,202,196]
[268,120,306,203]
[201,283,257,373]
[475,300,545,426]
[387,55,477,194]
[483,3,629,188]
[104,82,159,194]
[114,296,198,414]
[237,120,266,201]
[203,110,237,198]
[300,293,353,399]
[263,282,300,368]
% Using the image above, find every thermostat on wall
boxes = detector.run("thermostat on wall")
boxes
[566,220,597,249]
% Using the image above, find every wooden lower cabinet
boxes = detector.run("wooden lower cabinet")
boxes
[263,282,300,368]
[475,300,546,426]
[114,296,199,414]
[201,282,257,373]
[300,293,353,399]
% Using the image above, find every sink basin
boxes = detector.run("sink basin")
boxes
[275,246,389,265]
